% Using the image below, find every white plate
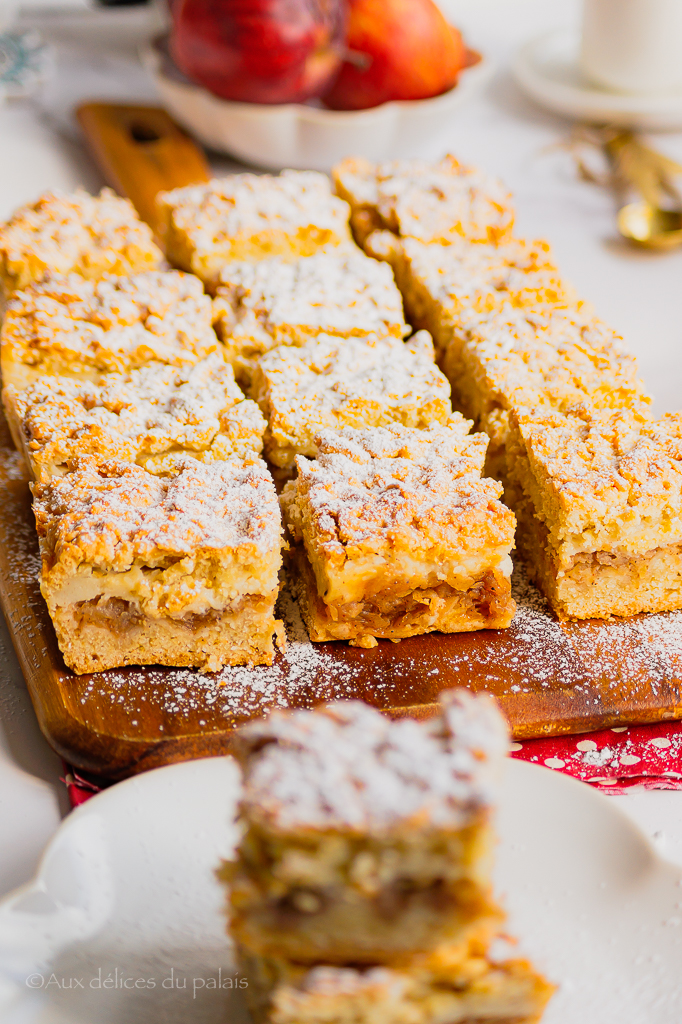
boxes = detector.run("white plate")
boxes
[0,757,681,1024]
[142,40,493,172]
[513,28,682,130]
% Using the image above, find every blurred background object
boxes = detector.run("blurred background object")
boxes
[514,0,682,130]
[170,0,346,105]
[0,0,51,104]
[145,0,489,168]
[321,0,466,111]
[581,0,682,95]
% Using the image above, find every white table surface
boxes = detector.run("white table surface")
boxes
[2,0,682,900]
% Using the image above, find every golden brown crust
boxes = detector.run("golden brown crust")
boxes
[332,155,515,247]
[157,171,353,288]
[252,331,455,469]
[0,188,162,301]
[8,353,266,482]
[0,271,221,396]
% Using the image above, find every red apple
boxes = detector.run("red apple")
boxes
[171,0,346,105]
[323,0,466,110]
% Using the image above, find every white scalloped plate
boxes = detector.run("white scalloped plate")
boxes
[142,39,493,171]
[0,757,681,1024]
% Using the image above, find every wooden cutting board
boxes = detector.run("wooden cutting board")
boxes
[0,103,680,780]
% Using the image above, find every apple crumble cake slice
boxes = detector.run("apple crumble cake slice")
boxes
[213,249,408,384]
[238,944,554,1024]
[280,423,516,645]
[0,188,162,304]
[157,171,353,290]
[222,691,510,963]
[364,233,578,358]
[250,330,453,470]
[506,407,682,619]
[8,352,266,483]
[440,303,650,481]
[34,454,283,673]
[332,155,514,248]
[0,271,221,407]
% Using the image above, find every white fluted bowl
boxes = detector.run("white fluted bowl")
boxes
[143,38,492,171]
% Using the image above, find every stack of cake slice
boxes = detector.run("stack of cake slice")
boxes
[221,690,554,1023]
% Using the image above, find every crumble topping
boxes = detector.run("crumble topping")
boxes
[233,689,509,831]
[3,271,220,374]
[158,171,351,251]
[312,418,476,463]
[254,332,453,463]
[14,353,266,473]
[214,249,407,341]
[453,304,650,414]
[514,408,682,520]
[0,187,162,292]
[287,423,511,559]
[398,236,575,311]
[333,155,514,243]
[34,455,281,571]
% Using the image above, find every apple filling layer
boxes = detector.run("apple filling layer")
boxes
[515,497,682,620]
[224,822,498,964]
[295,548,514,643]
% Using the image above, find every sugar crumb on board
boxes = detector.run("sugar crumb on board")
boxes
[2,441,682,725]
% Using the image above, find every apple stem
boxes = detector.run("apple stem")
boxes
[341,48,373,71]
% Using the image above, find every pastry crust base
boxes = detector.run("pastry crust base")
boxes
[293,547,515,644]
[46,590,279,674]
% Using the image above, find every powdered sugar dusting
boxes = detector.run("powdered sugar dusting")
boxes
[2,439,682,744]
[234,688,508,830]
[216,250,407,340]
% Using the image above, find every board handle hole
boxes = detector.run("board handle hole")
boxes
[130,123,161,144]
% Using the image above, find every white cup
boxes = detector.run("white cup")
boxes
[581,0,682,95]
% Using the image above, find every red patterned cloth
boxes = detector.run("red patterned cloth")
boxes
[510,720,682,794]
[61,766,106,807]
[61,720,682,808]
